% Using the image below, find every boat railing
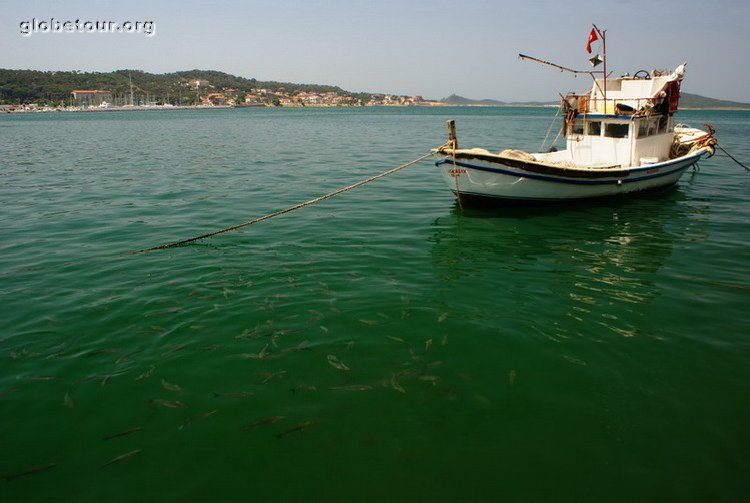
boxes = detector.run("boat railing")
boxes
[565,94,660,116]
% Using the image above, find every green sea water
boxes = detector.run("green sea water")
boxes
[1,106,749,502]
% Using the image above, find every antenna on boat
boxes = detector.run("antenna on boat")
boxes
[591,24,607,106]
[518,53,606,97]
[518,25,609,99]
[517,54,591,75]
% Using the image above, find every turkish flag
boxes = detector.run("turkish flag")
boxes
[586,28,598,53]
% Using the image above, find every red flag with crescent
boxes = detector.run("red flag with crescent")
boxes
[586,28,598,53]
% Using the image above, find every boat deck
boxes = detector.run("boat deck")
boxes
[434,147,623,171]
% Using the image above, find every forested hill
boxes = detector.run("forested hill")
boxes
[679,93,750,109]
[0,68,372,105]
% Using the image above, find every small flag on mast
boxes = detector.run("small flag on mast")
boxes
[586,27,598,53]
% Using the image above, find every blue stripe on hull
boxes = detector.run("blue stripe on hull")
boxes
[435,152,703,186]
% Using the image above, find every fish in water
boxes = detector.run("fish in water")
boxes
[103,427,142,441]
[563,355,587,366]
[328,385,373,391]
[63,392,74,409]
[289,340,312,352]
[418,374,439,385]
[257,371,286,384]
[150,398,186,409]
[161,344,187,357]
[438,312,448,323]
[508,369,517,386]
[11,349,41,360]
[326,355,350,371]
[239,344,268,360]
[135,365,156,381]
[425,339,433,351]
[115,349,143,365]
[178,410,217,430]
[235,328,270,339]
[101,449,142,468]
[244,416,286,428]
[86,348,120,357]
[4,463,57,481]
[291,384,317,393]
[45,346,71,360]
[22,375,58,381]
[358,319,383,326]
[475,394,491,405]
[212,390,255,399]
[161,378,184,394]
[276,420,313,439]
[390,374,406,394]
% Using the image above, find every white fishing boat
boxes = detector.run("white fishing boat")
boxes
[434,26,716,204]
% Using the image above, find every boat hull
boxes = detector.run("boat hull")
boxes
[435,149,709,204]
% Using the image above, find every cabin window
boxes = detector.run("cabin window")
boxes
[657,116,668,134]
[648,118,659,136]
[587,121,601,136]
[605,123,630,139]
[570,121,584,135]
[637,120,649,138]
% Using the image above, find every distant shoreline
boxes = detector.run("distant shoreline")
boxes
[3,68,748,110]
[3,103,749,114]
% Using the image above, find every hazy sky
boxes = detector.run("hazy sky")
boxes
[4,0,750,102]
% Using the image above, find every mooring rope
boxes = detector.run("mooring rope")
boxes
[135,148,444,253]
[716,144,750,172]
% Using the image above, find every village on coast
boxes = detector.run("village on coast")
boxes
[1,75,435,113]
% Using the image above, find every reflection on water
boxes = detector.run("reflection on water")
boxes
[430,191,698,341]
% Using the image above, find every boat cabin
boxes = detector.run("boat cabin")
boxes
[541,65,685,168]
[563,112,675,168]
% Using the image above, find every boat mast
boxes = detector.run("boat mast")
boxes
[592,24,607,108]
[519,25,610,108]
[129,72,134,106]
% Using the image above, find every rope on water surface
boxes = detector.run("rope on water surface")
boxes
[135,148,444,253]
[690,124,747,172]
[716,144,750,172]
